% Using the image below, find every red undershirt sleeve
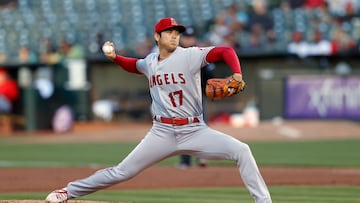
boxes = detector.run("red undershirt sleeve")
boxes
[113,55,142,75]
[205,46,242,75]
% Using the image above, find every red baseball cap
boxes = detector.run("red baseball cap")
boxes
[154,17,186,33]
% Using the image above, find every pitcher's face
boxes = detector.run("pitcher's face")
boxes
[155,29,181,51]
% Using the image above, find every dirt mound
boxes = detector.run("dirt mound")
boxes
[0,201,125,203]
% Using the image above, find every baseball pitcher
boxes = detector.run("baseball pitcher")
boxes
[45,17,272,203]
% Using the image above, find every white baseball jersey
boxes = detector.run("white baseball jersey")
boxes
[65,46,272,203]
[136,46,214,118]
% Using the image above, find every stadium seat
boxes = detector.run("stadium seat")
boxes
[0,0,358,63]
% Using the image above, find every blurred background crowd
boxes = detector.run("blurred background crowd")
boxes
[0,0,359,65]
[0,0,360,133]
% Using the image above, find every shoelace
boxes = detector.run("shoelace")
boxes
[55,190,68,200]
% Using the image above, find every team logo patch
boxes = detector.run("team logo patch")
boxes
[170,18,177,25]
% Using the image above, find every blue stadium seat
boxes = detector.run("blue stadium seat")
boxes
[0,0,358,63]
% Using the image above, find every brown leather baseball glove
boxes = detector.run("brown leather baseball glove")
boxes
[205,76,246,99]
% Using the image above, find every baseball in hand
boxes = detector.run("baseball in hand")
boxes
[102,44,114,54]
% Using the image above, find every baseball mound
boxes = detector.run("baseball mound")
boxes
[0,201,126,203]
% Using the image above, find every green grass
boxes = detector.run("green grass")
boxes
[250,139,360,167]
[0,142,136,167]
[0,186,359,203]
[0,139,359,167]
